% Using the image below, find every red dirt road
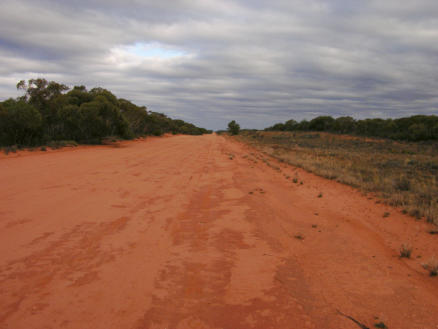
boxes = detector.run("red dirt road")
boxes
[1,134,438,329]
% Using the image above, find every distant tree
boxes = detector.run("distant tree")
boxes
[260,114,438,142]
[284,119,298,131]
[332,116,355,134]
[296,120,310,131]
[408,123,429,141]
[228,120,240,135]
[308,116,335,131]
[432,123,438,140]
[265,123,285,131]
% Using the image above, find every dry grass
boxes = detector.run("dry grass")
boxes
[294,233,305,240]
[237,131,438,225]
[399,243,412,258]
[423,258,438,276]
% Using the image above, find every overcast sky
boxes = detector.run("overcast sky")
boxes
[1,0,438,129]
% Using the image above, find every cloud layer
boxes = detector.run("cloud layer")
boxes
[1,0,438,129]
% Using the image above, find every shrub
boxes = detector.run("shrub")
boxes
[294,233,304,240]
[399,244,412,258]
[423,258,438,276]
[393,176,411,191]
[228,120,240,135]
[0,99,42,146]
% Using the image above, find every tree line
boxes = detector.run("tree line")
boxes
[265,115,438,141]
[0,78,211,147]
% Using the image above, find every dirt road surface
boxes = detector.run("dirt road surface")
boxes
[1,134,438,329]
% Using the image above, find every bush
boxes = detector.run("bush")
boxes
[0,99,42,146]
[228,120,240,135]
[423,258,438,276]
[393,176,411,191]
[399,244,412,258]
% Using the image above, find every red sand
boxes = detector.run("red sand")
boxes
[0,134,437,329]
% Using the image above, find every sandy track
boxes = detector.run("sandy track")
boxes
[1,134,437,329]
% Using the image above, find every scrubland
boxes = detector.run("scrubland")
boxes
[238,130,438,225]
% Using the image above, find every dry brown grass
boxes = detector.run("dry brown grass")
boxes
[399,243,412,258]
[423,258,438,276]
[237,131,438,225]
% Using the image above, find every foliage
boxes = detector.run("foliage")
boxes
[0,78,211,147]
[0,99,42,146]
[265,115,438,141]
[228,120,240,135]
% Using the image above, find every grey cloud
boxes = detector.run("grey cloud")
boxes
[1,0,437,130]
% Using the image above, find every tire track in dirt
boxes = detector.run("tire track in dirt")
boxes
[1,134,438,329]
[0,136,218,328]
[134,137,322,329]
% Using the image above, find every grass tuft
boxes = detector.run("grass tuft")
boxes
[294,233,304,240]
[423,258,438,276]
[399,244,412,258]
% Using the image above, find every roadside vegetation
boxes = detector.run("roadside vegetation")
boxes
[265,115,438,142]
[0,78,211,149]
[237,130,438,225]
[227,120,240,135]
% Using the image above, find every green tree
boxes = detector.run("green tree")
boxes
[65,86,93,106]
[265,123,285,131]
[17,78,69,112]
[284,119,298,131]
[0,99,42,146]
[309,116,335,131]
[78,96,131,141]
[228,120,240,135]
[408,123,429,141]
[57,104,82,140]
[118,98,148,135]
[332,116,355,134]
